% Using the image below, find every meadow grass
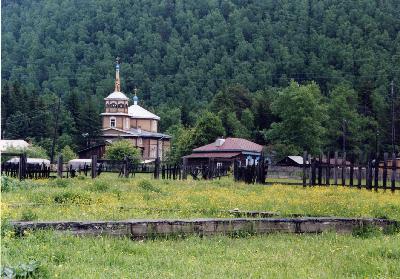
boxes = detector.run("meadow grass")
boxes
[1,174,400,221]
[1,230,400,278]
[2,174,400,278]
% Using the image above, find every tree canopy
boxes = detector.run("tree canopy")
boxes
[1,0,399,158]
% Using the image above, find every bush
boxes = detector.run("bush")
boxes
[1,260,48,279]
[1,177,32,192]
[60,145,77,162]
[105,140,141,164]
[352,224,382,238]
[138,180,161,193]
[20,209,38,221]
[90,180,109,192]
[50,178,69,188]
[53,191,92,205]
[1,217,13,238]
[383,223,400,235]
[1,176,12,192]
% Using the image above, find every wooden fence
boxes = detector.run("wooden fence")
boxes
[233,156,268,184]
[1,153,50,180]
[300,151,399,192]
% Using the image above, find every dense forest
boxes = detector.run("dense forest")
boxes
[1,0,400,161]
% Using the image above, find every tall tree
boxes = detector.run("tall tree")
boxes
[264,81,327,158]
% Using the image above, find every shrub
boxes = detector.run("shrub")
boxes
[90,180,109,192]
[1,217,13,238]
[383,223,400,235]
[60,145,77,162]
[20,209,38,221]
[1,260,48,279]
[50,178,69,188]
[53,191,92,205]
[352,224,382,238]
[138,180,161,193]
[77,175,86,180]
[1,176,12,192]
[105,140,141,164]
[1,177,32,192]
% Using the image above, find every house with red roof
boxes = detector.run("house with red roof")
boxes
[183,137,263,166]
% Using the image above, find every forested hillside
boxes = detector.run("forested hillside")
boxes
[2,0,399,159]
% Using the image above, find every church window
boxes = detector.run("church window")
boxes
[110,117,116,128]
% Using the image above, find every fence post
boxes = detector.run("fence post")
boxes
[311,156,316,186]
[367,154,373,190]
[374,154,379,192]
[341,152,346,186]
[18,153,27,180]
[334,151,338,185]
[317,154,322,186]
[383,153,388,190]
[125,157,130,178]
[57,154,63,178]
[302,151,307,187]
[349,157,354,187]
[182,158,188,180]
[91,155,97,179]
[326,152,330,185]
[392,153,396,193]
[153,157,160,179]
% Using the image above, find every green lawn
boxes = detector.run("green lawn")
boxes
[2,231,400,278]
[2,174,400,278]
[2,174,400,221]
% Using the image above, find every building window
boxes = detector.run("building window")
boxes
[138,138,142,145]
[110,117,116,128]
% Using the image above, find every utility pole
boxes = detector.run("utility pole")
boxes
[391,80,396,154]
[50,97,61,163]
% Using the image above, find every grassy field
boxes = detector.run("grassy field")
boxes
[2,231,400,278]
[1,174,400,221]
[2,174,400,278]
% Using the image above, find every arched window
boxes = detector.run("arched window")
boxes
[110,117,116,128]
